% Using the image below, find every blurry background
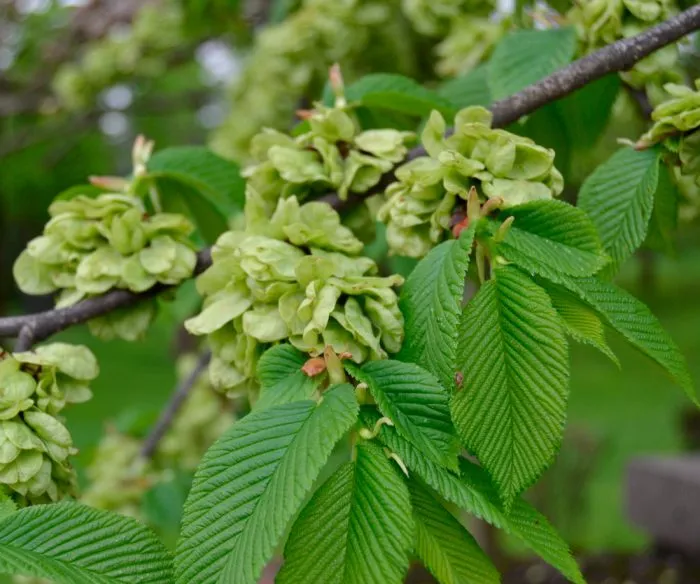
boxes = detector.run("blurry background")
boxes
[1,0,699,579]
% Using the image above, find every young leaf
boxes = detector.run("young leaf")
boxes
[490,199,607,282]
[347,360,459,472]
[546,283,619,366]
[555,275,695,400]
[397,226,475,390]
[409,479,499,584]
[437,65,492,110]
[175,385,358,584]
[254,344,320,410]
[488,28,576,99]
[0,502,173,584]
[277,442,414,584]
[147,146,245,239]
[578,147,661,274]
[369,415,584,584]
[453,266,569,507]
[344,74,457,118]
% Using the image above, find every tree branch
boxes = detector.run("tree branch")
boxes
[489,5,700,127]
[140,350,211,459]
[0,249,212,345]
[321,5,700,208]
[2,6,699,348]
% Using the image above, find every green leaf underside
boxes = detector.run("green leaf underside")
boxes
[0,502,172,584]
[147,146,245,218]
[578,147,660,274]
[175,385,358,584]
[645,162,679,254]
[347,360,459,472]
[255,344,319,410]
[553,275,695,400]
[345,74,457,118]
[438,65,492,110]
[363,412,583,584]
[546,283,619,366]
[492,200,607,282]
[409,479,499,584]
[453,266,569,506]
[555,75,621,151]
[277,442,414,584]
[397,226,475,390]
[488,27,577,99]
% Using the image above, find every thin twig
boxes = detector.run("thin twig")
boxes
[2,6,700,347]
[140,351,212,459]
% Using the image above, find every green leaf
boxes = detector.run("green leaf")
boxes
[409,479,499,584]
[490,200,607,282]
[347,360,459,472]
[555,75,621,151]
[397,226,475,390]
[578,147,661,274]
[153,177,227,245]
[645,162,679,254]
[147,146,245,242]
[344,74,457,118]
[254,344,320,411]
[175,385,358,584]
[277,442,414,584]
[545,283,619,366]
[554,275,695,401]
[437,65,492,110]
[0,502,173,583]
[453,266,569,506]
[366,414,584,584]
[488,28,576,99]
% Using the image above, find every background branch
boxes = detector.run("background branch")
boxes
[140,350,212,459]
[2,6,700,349]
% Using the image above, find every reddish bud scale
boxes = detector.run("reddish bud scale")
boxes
[302,357,326,377]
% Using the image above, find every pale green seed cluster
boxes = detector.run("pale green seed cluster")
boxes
[378,106,563,257]
[244,103,414,214]
[81,354,234,517]
[13,193,196,341]
[186,194,404,396]
[53,2,183,110]
[637,80,700,219]
[0,344,98,505]
[435,15,506,77]
[80,430,153,518]
[568,0,681,103]
[210,0,418,161]
[401,0,495,36]
[638,81,700,146]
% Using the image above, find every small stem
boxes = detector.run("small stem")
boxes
[148,184,163,214]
